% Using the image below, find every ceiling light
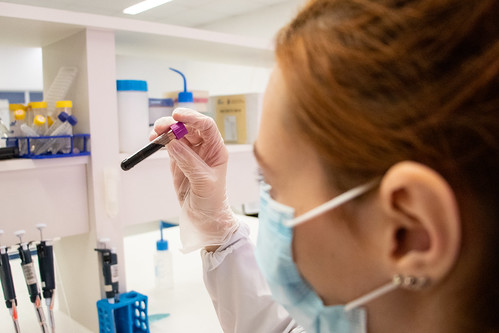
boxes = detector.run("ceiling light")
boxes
[123,0,173,15]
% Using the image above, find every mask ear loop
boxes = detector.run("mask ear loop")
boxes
[344,274,430,312]
[284,179,380,228]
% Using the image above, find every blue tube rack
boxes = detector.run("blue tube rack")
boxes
[2,134,90,159]
[97,291,150,333]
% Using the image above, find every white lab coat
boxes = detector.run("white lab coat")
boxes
[201,222,305,333]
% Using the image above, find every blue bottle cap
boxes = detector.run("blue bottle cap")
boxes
[67,115,78,126]
[178,91,193,103]
[169,68,193,103]
[57,111,69,122]
[117,80,148,92]
[156,239,168,251]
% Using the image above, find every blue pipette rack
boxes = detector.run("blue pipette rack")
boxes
[97,291,150,333]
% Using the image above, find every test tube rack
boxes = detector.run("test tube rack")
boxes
[97,291,150,333]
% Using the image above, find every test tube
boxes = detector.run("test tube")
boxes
[120,122,187,171]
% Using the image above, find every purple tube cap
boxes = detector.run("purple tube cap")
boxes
[170,122,188,139]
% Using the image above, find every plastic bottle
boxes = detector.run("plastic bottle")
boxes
[148,98,174,130]
[11,110,27,154]
[54,115,77,154]
[0,119,8,148]
[31,102,48,120]
[20,123,39,137]
[56,100,72,116]
[35,115,76,155]
[21,115,46,154]
[154,223,173,291]
[46,112,69,136]
[48,101,71,128]
[32,115,48,135]
[26,103,34,126]
[10,109,26,137]
[9,104,25,129]
[169,68,194,109]
[116,80,149,153]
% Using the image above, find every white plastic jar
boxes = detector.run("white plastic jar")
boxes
[117,80,149,153]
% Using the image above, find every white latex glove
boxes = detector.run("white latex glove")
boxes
[151,108,239,253]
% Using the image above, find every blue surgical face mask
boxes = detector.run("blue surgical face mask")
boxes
[255,181,399,333]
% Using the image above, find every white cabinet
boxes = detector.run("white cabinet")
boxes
[0,2,270,331]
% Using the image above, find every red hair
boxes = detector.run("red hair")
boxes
[276,0,499,330]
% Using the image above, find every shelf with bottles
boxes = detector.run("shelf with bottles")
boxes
[2,133,90,159]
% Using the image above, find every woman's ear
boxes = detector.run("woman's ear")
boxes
[379,161,461,284]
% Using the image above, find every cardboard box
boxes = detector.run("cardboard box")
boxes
[211,93,263,144]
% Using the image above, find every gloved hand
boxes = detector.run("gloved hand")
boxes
[151,108,239,253]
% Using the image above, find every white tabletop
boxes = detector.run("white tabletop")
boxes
[123,215,259,333]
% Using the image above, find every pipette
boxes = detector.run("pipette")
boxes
[95,239,119,332]
[0,230,20,333]
[36,224,56,333]
[15,230,49,333]
[120,122,187,171]
[94,239,119,303]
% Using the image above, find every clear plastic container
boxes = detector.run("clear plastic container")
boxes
[52,115,77,154]
[32,115,48,135]
[10,109,26,137]
[56,100,73,116]
[46,112,69,136]
[9,103,25,129]
[11,109,27,154]
[34,114,76,155]
[154,239,173,290]
[117,80,149,153]
[20,115,47,154]
[148,98,174,128]
[31,102,48,120]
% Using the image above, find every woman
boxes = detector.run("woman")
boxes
[152,0,499,332]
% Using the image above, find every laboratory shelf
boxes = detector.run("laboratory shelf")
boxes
[0,2,274,67]
[0,154,89,172]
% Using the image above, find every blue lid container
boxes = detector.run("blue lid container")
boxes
[117,80,148,92]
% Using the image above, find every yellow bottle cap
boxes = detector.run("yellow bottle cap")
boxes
[9,103,25,111]
[47,116,54,127]
[56,100,73,108]
[14,109,26,120]
[31,101,48,109]
[33,115,47,126]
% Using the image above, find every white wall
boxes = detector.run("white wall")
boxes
[116,54,272,98]
[0,46,43,90]
[198,0,306,39]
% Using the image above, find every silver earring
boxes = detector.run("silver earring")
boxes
[393,274,429,290]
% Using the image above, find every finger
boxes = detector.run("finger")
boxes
[167,140,214,180]
[150,116,177,141]
[170,159,189,203]
[172,108,222,144]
